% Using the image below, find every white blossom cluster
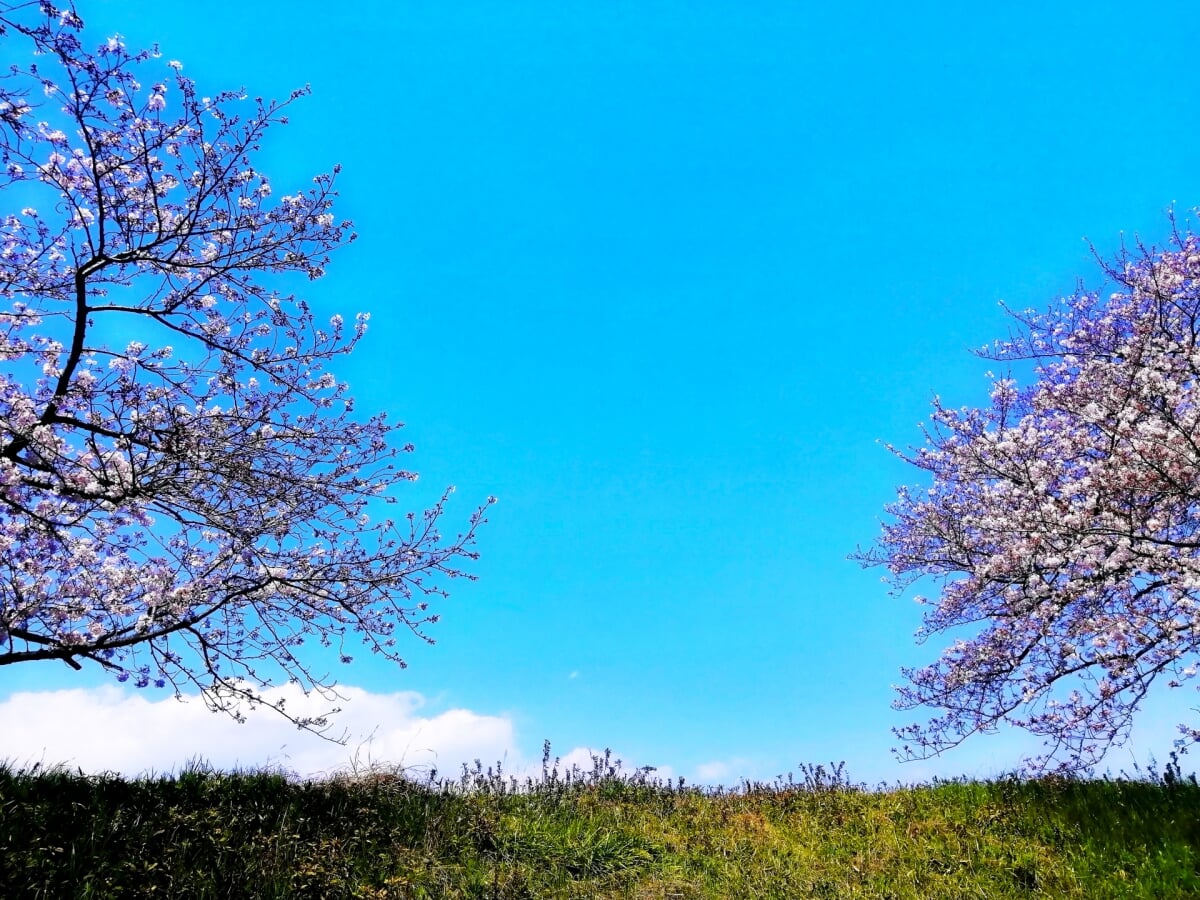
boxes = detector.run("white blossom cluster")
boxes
[0,3,490,728]
[865,228,1200,772]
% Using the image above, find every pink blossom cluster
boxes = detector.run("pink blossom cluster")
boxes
[0,3,490,729]
[863,226,1200,771]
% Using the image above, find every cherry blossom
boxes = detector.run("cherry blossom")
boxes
[0,2,491,731]
[860,221,1200,771]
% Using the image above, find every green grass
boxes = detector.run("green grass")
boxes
[2,747,1198,898]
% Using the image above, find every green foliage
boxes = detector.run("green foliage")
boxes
[2,750,1199,898]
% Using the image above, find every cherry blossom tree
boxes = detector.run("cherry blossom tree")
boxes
[0,2,491,730]
[860,222,1200,771]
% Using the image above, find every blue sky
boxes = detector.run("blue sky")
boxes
[3,0,1199,785]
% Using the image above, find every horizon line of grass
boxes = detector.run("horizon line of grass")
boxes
[3,744,1199,898]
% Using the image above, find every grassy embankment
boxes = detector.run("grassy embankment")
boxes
[2,746,1198,898]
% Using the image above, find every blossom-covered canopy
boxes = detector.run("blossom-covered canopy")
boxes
[864,228,1200,771]
[0,2,489,729]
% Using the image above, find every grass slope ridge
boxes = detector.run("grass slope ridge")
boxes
[2,747,1198,899]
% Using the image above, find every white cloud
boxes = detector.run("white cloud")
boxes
[540,744,676,786]
[8,681,1186,788]
[0,683,521,779]
[694,760,733,782]
[0,683,673,787]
